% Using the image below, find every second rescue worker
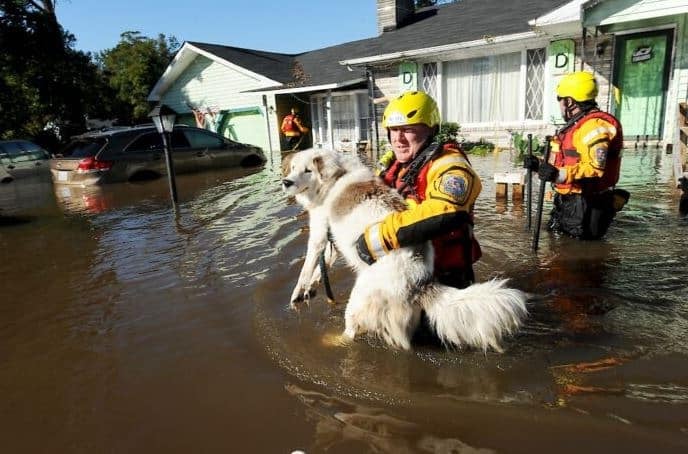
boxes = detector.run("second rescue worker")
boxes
[355,91,482,290]
[525,71,628,239]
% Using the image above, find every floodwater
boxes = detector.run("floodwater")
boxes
[1,146,687,453]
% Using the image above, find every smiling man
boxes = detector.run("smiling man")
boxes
[356,91,482,290]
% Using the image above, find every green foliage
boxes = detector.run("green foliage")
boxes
[462,139,495,156]
[97,31,179,124]
[435,121,460,144]
[509,130,544,163]
[0,0,102,147]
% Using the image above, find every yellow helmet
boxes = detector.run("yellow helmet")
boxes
[382,91,440,129]
[556,71,598,102]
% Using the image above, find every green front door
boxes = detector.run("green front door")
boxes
[613,30,672,139]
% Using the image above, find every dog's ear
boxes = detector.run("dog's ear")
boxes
[312,155,326,180]
[281,152,296,177]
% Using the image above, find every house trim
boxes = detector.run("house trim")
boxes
[148,42,282,102]
[245,78,367,95]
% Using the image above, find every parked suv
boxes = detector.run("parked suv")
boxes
[0,140,51,181]
[50,125,266,185]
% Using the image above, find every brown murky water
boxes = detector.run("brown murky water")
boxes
[1,147,687,453]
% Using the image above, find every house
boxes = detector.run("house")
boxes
[147,41,373,153]
[149,0,688,178]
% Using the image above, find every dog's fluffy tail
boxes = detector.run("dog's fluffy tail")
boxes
[420,278,528,352]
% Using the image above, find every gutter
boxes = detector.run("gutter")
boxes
[244,78,367,95]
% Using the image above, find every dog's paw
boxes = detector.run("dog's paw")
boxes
[290,287,316,305]
[321,332,353,348]
[289,289,318,311]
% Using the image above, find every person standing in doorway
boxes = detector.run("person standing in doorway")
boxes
[524,71,629,240]
[280,107,308,151]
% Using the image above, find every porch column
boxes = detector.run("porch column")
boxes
[326,91,334,149]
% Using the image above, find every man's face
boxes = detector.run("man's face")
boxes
[558,96,577,121]
[389,123,433,163]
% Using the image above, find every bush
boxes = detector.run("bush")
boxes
[510,130,545,163]
[462,139,495,156]
[436,122,460,144]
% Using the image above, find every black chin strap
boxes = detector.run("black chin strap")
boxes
[558,106,597,135]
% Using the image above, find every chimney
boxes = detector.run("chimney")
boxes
[377,0,415,34]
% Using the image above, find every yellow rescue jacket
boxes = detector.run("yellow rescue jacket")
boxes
[549,110,623,195]
[372,143,482,273]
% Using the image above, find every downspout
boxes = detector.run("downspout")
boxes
[580,0,587,71]
[581,26,587,70]
[366,67,381,161]
[262,95,274,156]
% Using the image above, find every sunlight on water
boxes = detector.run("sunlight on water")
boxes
[2,147,687,452]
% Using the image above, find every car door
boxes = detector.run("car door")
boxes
[121,132,166,178]
[178,128,219,172]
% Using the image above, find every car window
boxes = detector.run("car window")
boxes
[225,139,245,149]
[0,141,23,155]
[182,130,224,149]
[0,141,48,162]
[58,139,106,158]
[170,130,191,148]
[125,133,164,153]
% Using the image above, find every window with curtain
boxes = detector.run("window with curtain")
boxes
[310,91,368,146]
[442,52,521,123]
[331,95,356,143]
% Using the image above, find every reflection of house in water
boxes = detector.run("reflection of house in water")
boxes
[149,0,688,179]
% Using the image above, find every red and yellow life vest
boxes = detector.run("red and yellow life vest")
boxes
[382,144,481,272]
[552,110,623,194]
[281,114,301,137]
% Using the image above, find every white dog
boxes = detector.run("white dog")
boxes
[282,149,527,351]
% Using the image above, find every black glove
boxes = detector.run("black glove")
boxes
[355,233,376,265]
[523,155,540,171]
[538,161,559,182]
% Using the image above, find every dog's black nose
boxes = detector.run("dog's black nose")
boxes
[282,179,293,188]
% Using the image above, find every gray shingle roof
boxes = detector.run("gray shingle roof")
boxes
[188,1,572,91]
[367,0,573,56]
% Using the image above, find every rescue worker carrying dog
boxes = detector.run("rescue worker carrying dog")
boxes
[356,91,482,289]
[524,71,629,240]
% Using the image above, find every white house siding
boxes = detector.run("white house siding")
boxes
[160,55,279,151]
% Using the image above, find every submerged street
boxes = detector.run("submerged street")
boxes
[1,147,687,453]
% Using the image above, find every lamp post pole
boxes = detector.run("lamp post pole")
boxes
[161,129,178,205]
[149,103,179,207]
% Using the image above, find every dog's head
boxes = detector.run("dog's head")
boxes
[282,149,357,204]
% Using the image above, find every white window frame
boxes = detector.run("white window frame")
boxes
[437,47,550,129]
[310,89,369,150]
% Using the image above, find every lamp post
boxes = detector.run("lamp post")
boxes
[149,103,178,206]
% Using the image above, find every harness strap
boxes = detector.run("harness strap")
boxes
[318,228,336,302]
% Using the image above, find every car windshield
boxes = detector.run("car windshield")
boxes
[58,138,106,158]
